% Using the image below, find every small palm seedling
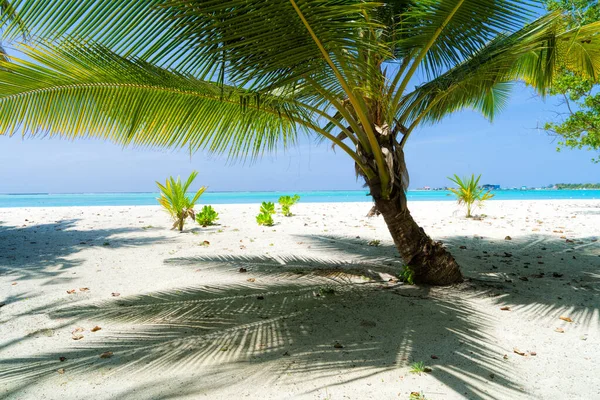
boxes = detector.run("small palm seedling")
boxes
[278,194,300,216]
[409,392,428,400]
[368,239,381,247]
[196,205,219,227]
[156,171,206,232]
[448,174,494,218]
[256,201,275,226]
[400,265,415,285]
[409,361,432,374]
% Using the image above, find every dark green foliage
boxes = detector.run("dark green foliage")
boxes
[278,194,300,216]
[196,205,219,226]
[554,182,600,189]
[543,0,600,162]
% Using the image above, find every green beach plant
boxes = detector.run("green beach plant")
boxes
[1,2,600,284]
[260,202,276,215]
[409,392,428,400]
[156,171,206,232]
[448,174,494,218]
[256,201,276,226]
[256,212,274,227]
[278,194,300,217]
[196,205,219,227]
[400,265,415,285]
[409,361,432,374]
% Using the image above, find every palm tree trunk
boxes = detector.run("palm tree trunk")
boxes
[374,194,462,285]
[364,139,463,285]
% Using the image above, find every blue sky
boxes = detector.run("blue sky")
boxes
[0,83,597,194]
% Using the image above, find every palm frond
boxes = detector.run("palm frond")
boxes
[1,0,178,64]
[0,0,26,37]
[397,13,600,135]
[0,39,309,160]
[394,0,539,78]
[2,1,387,89]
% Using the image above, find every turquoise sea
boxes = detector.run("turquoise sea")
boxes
[0,190,599,208]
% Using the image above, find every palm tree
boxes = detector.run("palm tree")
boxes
[157,171,207,232]
[448,174,494,218]
[0,1,599,284]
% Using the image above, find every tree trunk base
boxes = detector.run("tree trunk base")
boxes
[374,197,463,285]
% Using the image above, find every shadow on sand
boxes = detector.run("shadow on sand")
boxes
[0,219,168,286]
[0,229,598,399]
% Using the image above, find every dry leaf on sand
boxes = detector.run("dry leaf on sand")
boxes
[513,348,526,356]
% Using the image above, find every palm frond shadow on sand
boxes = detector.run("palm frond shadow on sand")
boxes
[0,219,169,285]
[296,233,600,328]
[1,249,529,399]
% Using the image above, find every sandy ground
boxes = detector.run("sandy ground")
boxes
[0,200,599,400]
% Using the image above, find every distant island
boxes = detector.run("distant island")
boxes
[554,183,600,190]
[415,183,600,191]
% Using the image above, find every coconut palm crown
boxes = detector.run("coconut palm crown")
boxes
[0,0,599,284]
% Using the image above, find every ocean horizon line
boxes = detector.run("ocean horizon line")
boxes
[2,187,595,196]
[1,189,369,196]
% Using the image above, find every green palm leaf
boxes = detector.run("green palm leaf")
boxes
[395,0,538,77]
[0,40,308,160]
[0,0,25,36]
[2,0,386,89]
[1,0,181,66]
[396,13,600,144]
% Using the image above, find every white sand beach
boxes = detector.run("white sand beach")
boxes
[1,200,599,399]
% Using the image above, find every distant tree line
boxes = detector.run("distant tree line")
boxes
[554,183,600,189]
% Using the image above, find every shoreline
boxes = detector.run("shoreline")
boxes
[1,197,600,210]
